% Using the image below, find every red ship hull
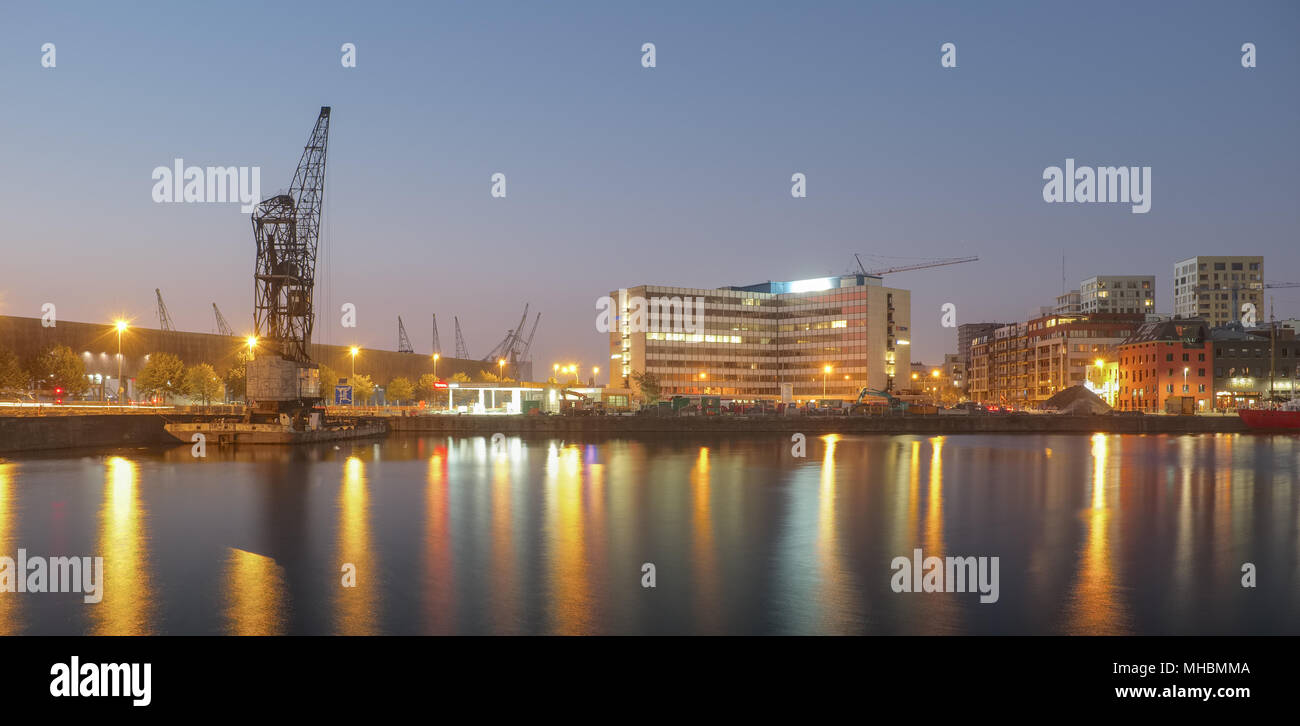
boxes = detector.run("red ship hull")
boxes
[1238,409,1300,431]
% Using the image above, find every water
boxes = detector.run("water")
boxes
[0,433,1297,635]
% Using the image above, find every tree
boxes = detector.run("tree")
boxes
[418,373,441,400]
[318,364,340,403]
[224,349,250,402]
[449,371,471,384]
[631,370,661,404]
[478,370,513,384]
[36,345,89,397]
[184,363,222,405]
[0,350,28,390]
[351,374,375,405]
[137,352,185,403]
[387,376,414,404]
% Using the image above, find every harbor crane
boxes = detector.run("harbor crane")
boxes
[155,289,175,331]
[431,314,442,356]
[246,107,331,423]
[454,317,469,359]
[212,303,233,336]
[397,316,414,353]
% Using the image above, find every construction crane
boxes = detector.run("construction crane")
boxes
[247,107,331,420]
[454,316,469,359]
[431,314,442,356]
[1196,281,1300,324]
[155,288,175,331]
[212,303,233,336]
[855,254,979,277]
[397,316,414,353]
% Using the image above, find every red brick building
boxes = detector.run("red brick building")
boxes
[1116,319,1213,412]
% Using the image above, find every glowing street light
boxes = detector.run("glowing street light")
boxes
[433,352,440,379]
[246,336,257,359]
[114,319,128,404]
[498,358,506,379]
[350,347,360,377]
[823,365,832,397]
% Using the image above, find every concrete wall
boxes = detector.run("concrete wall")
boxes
[0,315,499,389]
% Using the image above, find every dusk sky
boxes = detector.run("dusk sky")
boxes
[2,1,1297,370]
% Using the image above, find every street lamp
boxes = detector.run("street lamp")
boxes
[1184,366,1189,394]
[246,336,257,359]
[114,320,128,404]
[433,352,440,379]
[350,347,359,377]
[823,365,832,397]
[498,358,506,380]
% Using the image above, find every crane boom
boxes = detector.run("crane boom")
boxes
[397,316,414,353]
[155,288,175,331]
[212,303,233,336]
[856,254,979,276]
[454,317,469,359]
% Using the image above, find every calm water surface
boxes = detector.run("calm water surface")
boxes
[0,433,1297,635]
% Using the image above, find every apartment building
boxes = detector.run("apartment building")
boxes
[1172,256,1264,327]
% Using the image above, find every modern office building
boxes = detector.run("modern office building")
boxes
[1115,318,1213,412]
[1080,275,1155,314]
[608,274,910,401]
[1210,324,1299,409]
[967,312,1145,406]
[1172,256,1264,327]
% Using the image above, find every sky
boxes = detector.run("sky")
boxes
[1,1,1297,372]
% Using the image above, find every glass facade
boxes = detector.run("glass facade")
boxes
[610,275,910,400]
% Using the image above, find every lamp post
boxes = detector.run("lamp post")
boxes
[350,347,359,407]
[823,365,831,398]
[114,320,128,404]
[433,352,440,379]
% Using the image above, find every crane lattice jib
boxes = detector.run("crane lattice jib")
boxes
[252,107,330,363]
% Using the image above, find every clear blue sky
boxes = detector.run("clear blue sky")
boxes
[2,1,1297,369]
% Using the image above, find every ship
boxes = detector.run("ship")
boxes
[164,413,387,446]
[1238,399,1300,431]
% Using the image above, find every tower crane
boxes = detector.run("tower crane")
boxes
[431,314,442,356]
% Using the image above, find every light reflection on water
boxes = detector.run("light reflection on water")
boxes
[0,433,1297,635]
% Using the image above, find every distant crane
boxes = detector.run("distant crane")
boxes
[155,288,175,331]
[431,314,442,356]
[482,304,530,365]
[855,254,979,277]
[397,316,414,353]
[518,312,541,367]
[212,303,233,336]
[1206,281,1300,324]
[454,317,469,359]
